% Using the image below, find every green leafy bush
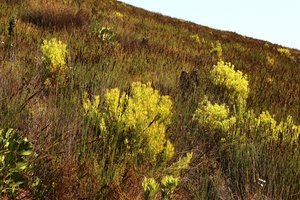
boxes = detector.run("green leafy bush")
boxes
[0,129,33,196]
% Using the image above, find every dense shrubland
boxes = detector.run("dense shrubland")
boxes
[0,0,300,199]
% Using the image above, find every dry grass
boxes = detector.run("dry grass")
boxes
[21,1,90,29]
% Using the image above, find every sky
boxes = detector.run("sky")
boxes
[119,0,300,50]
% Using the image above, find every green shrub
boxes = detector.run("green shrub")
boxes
[0,129,33,196]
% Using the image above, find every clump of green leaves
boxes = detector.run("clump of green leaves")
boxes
[94,26,116,42]
[0,129,33,196]
[160,175,179,200]
[190,34,205,44]
[41,38,68,85]
[210,61,249,111]
[142,177,158,200]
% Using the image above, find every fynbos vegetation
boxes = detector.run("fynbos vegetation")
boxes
[0,0,299,199]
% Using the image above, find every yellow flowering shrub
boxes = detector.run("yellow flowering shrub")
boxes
[83,82,173,164]
[266,55,275,67]
[160,175,179,199]
[142,177,158,200]
[211,41,223,60]
[41,38,67,72]
[115,11,124,18]
[256,111,300,143]
[190,34,205,44]
[210,61,249,109]
[41,38,68,84]
[277,47,294,60]
[193,97,236,132]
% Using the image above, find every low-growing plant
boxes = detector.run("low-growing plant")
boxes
[160,175,179,200]
[142,177,158,200]
[211,41,223,60]
[41,38,68,84]
[193,96,236,133]
[82,82,192,196]
[266,55,275,66]
[94,26,117,43]
[210,61,249,112]
[277,47,294,60]
[0,129,33,197]
[190,34,204,44]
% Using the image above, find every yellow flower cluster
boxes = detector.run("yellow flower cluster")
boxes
[41,38,68,85]
[190,34,205,44]
[142,177,158,200]
[210,61,249,107]
[84,82,174,163]
[277,47,294,60]
[266,55,275,67]
[256,111,300,142]
[41,38,67,73]
[211,41,223,59]
[193,97,236,132]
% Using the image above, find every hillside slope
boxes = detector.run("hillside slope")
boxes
[0,0,299,199]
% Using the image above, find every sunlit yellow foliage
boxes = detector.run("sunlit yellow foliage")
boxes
[190,34,205,44]
[84,82,173,163]
[41,38,68,85]
[41,38,67,73]
[277,47,294,60]
[193,97,236,132]
[161,175,179,199]
[211,41,222,59]
[83,93,100,122]
[210,61,249,108]
[256,111,299,142]
[266,55,275,66]
[115,11,124,18]
[142,177,158,200]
